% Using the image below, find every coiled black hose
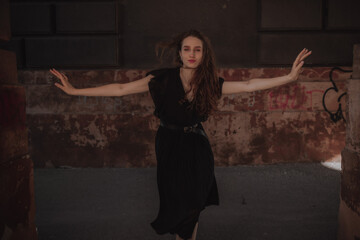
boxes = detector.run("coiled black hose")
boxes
[322,67,352,123]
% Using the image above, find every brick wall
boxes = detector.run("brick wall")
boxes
[22,67,350,167]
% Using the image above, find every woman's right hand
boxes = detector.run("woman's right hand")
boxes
[50,68,76,95]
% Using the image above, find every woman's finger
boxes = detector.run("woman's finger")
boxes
[50,69,71,88]
[60,72,68,81]
[299,49,309,61]
[296,61,304,70]
[50,68,59,76]
[49,69,57,77]
[294,49,310,68]
[54,82,65,91]
[300,51,312,61]
[290,48,312,81]
[50,69,63,80]
[52,69,65,80]
[295,48,306,63]
[293,48,306,66]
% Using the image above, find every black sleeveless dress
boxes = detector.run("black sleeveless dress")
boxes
[146,67,224,239]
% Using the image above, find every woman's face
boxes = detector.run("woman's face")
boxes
[179,36,203,69]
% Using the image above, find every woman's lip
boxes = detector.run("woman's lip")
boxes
[188,60,196,63]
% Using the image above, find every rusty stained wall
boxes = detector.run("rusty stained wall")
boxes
[21,67,350,168]
[0,50,37,239]
[337,44,360,240]
[341,45,360,215]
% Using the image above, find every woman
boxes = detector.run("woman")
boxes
[50,29,312,240]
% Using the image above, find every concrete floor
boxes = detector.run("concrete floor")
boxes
[34,163,340,240]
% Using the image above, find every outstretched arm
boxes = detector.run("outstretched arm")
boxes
[50,68,153,97]
[222,48,312,94]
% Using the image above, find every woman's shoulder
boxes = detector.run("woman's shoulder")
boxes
[146,67,178,78]
[147,68,178,96]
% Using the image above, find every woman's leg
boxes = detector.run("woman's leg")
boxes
[175,234,183,240]
[175,222,198,240]
[190,222,199,240]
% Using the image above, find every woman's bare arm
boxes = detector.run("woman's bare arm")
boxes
[50,68,153,97]
[222,48,312,94]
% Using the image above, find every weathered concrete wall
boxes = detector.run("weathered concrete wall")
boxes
[0,1,38,235]
[2,0,360,69]
[338,44,360,240]
[21,67,350,168]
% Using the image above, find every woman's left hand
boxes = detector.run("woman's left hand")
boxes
[288,48,312,81]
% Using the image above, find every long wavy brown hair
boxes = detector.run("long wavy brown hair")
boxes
[155,29,221,116]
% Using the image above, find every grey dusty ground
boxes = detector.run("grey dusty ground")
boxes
[34,163,340,240]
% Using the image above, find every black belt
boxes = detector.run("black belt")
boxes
[160,120,208,139]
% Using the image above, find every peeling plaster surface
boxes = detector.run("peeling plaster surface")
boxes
[346,80,360,152]
[69,117,108,148]
[0,155,37,239]
[20,67,349,168]
[0,86,28,160]
[337,44,360,240]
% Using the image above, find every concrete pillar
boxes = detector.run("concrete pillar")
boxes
[0,0,38,239]
[338,44,360,240]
